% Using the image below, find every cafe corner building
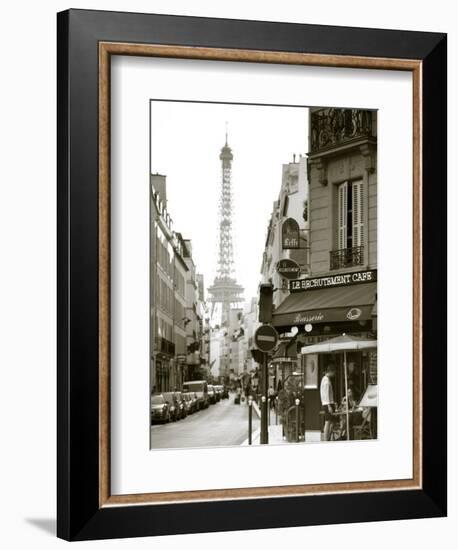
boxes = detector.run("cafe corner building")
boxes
[272,107,378,442]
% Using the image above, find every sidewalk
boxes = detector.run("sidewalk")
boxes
[242,402,289,445]
[240,402,298,445]
[241,422,287,445]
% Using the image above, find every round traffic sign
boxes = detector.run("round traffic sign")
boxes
[254,324,279,353]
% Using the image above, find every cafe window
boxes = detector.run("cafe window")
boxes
[337,180,364,250]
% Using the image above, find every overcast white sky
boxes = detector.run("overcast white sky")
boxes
[150,101,308,302]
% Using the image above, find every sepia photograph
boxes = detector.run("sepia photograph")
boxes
[149,100,378,450]
[53,7,447,541]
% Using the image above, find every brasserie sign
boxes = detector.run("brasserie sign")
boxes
[289,269,377,293]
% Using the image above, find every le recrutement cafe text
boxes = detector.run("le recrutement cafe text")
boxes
[271,269,378,440]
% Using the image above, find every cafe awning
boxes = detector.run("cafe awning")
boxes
[301,333,377,354]
[272,340,298,362]
[272,282,376,328]
[300,333,377,441]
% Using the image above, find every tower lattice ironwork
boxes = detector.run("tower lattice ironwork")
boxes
[208,131,244,325]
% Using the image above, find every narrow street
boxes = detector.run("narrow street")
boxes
[150,395,260,449]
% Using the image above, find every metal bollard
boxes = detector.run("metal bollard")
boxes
[261,395,268,444]
[295,398,300,442]
[248,396,253,445]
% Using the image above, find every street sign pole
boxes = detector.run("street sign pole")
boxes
[253,324,278,446]
[261,352,269,444]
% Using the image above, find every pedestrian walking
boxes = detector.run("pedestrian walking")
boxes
[320,364,336,441]
[268,387,275,410]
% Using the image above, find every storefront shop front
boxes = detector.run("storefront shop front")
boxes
[271,270,377,441]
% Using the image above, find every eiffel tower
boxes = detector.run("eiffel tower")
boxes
[208,129,244,326]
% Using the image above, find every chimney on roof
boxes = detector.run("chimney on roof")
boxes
[184,239,192,258]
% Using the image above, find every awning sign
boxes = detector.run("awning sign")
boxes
[289,269,377,293]
[273,305,373,327]
[276,258,301,280]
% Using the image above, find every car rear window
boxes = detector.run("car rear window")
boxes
[183,382,206,392]
[151,395,164,404]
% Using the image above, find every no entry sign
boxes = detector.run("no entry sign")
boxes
[254,324,279,353]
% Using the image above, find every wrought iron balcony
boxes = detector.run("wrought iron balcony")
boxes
[330,246,364,270]
[310,108,373,153]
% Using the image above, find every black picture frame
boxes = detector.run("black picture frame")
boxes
[57,8,447,541]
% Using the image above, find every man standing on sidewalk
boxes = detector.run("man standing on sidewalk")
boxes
[320,364,336,441]
[268,386,275,410]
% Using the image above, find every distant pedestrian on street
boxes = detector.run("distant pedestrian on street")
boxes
[268,387,275,410]
[320,364,336,441]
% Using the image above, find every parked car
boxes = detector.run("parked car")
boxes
[182,380,209,410]
[162,392,180,421]
[150,394,170,424]
[183,392,196,414]
[191,392,199,411]
[214,385,222,401]
[174,391,187,419]
[207,385,217,404]
[215,385,225,400]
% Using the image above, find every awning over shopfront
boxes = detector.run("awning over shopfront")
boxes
[272,340,298,362]
[371,298,377,317]
[272,282,376,328]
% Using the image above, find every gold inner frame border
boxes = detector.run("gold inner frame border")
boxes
[98,42,422,507]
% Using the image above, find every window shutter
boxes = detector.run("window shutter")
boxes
[338,181,348,249]
[352,180,364,248]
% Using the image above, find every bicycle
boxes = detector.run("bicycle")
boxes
[329,414,345,441]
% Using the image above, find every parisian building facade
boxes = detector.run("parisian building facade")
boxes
[266,107,378,440]
[260,155,310,307]
[150,174,208,393]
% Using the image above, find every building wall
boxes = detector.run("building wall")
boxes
[367,164,378,268]
[174,255,187,352]
[260,157,309,309]
[308,166,331,274]
[183,244,199,367]
[151,191,176,393]
[243,297,259,374]
[210,331,221,379]
[228,308,243,377]
[151,168,171,379]
[308,109,377,276]
[150,174,197,393]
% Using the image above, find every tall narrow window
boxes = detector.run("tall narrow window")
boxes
[352,180,364,247]
[337,180,364,249]
[333,180,364,269]
[337,181,348,249]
